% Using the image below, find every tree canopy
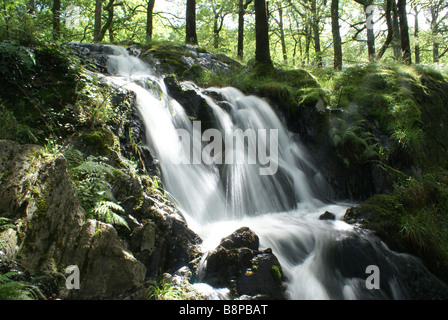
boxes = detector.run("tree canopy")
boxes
[1,0,447,68]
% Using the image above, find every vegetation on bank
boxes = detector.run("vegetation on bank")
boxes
[1,39,448,298]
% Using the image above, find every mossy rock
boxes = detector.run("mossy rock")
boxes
[344,194,403,251]
[81,128,117,155]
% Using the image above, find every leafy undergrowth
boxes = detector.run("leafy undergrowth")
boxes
[0,40,170,299]
[335,63,448,284]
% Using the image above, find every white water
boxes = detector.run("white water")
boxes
[100,46,413,300]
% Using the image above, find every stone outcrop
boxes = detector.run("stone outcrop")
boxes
[0,140,201,299]
[200,227,286,300]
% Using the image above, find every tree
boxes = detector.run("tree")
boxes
[186,0,198,45]
[412,2,421,63]
[237,0,253,60]
[94,0,102,42]
[146,0,156,41]
[376,0,394,60]
[353,0,375,62]
[398,0,412,64]
[331,0,343,70]
[254,0,272,66]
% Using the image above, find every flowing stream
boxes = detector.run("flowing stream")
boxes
[100,45,421,300]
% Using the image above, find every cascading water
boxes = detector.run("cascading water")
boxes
[99,45,432,300]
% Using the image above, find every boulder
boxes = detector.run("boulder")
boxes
[0,140,147,299]
[319,211,336,221]
[201,227,286,300]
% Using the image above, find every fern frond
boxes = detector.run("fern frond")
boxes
[0,272,36,300]
[92,201,129,229]
[64,148,85,168]
[72,158,116,178]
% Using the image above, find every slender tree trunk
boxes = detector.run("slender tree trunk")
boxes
[213,13,221,49]
[254,0,272,66]
[186,0,198,45]
[414,5,420,64]
[94,0,102,42]
[52,0,61,41]
[237,0,245,59]
[392,0,401,60]
[365,4,375,62]
[398,0,412,64]
[97,0,115,42]
[433,41,440,63]
[278,6,287,62]
[146,0,155,42]
[237,0,253,60]
[377,0,393,60]
[311,0,322,67]
[331,0,343,70]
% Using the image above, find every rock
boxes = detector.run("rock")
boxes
[141,44,241,78]
[325,231,448,300]
[319,211,336,221]
[219,227,259,251]
[0,140,147,299]
[201,227,286,300]
[62,220,146,300]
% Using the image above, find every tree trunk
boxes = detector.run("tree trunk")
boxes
[278,6,287,62]
[392,0,401,60]
[254,0,272,66]
[397,0,411,64]
[237,0,245,59]
[52,0,61,41]
[377,0,393,60]
[213,14,219,49]
[365,4,375,61]
[311,0,322,67]
[94,0,102,42]
[146,0,155,42]
[186,0,198,45]
[331,0,343,70]
[97,0,115,42]
[414,5,420,64]
[237,0,253,60]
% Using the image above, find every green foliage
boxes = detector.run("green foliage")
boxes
[350,173,448,283]
[146,277,202,300]
[330,118,379,167]
[0,218,15,232]
[66,150,129,229]
[0,272,37,300]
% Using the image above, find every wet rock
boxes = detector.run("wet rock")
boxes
[319,211,336,221]
[141,44,241,77]
[219,227,259,251]
[201,227,286,300]
[326,231,448,300]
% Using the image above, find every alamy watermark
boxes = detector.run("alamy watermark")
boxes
[65,5,82,29]
[171,121,279,176]
[366,265,380,290]
[65,265,80,290]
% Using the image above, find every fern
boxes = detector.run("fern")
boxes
[68,155,129,229]
[91,201,129,229]
[0,218,15,232]
[0,272,36,300]
[64,148,85,168]
[71,156,116,178]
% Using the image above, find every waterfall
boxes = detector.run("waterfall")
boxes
[98,45,429,300]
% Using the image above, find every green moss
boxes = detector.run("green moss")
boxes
[346,172,448,284]
[82,130,114,155]
[271,265,282,281]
